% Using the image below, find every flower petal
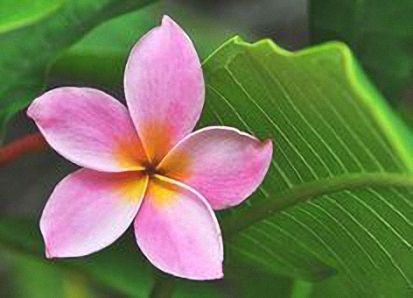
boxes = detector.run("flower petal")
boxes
[134,177,223,280]
[158,126,273,210]
[124,15,204,164]
[41,169,148,258]
[27,87,147,172]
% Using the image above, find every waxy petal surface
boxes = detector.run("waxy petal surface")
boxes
[41,169,148,258]
[134,177,223,280]
[124,16,204,164]
[158,127,273,210]
[27,87,146,172]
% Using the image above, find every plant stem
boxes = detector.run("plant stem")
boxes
[0,133,48,167]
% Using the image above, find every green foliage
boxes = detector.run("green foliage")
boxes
[0,0,63,34]
[3,252,92,298]
[50,3,238,90]
[200,37,413,297]
[310,0,413,102]
[0,0,155,140]
[0,218,155,296]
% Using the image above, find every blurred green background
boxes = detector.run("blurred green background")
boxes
[1,0,412,297]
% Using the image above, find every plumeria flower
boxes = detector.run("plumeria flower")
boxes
[27,16,273,280]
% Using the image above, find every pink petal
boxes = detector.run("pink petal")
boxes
[41,169,148,258]
[27,87,147,172]
[134,177,223,280]
[158,126,273,210]
[124,15,204,164]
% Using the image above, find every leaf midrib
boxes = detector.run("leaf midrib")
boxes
[223,173,413,237]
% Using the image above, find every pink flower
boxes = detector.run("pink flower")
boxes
[27,16,272,280]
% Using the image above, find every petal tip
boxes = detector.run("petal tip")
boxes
[161,15,176,27]
[216,270,224,280]
[173,265,224,281]
[211,263,224,280]
[44,240,57,259]
[160,15,188,38]
[196,264,224,281]
[259,139,273,179]
[258,138,273,162]
[263,138,273,154]
[45,247,54,259]
[26,98,39,120]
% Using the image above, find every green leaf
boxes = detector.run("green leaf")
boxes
[221,264,295,298]
[309,0,413,102]
[2,251,93,298]
[0,218,155,296]
[0,0,155,139]
[0,0,64,34]
[398,99,413,130]
[0,252,65,298]
[50,3,239,90]
[200,37,413,296]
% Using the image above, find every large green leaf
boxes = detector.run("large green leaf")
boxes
[0,0,155,139]
[200,37,413,297]
[309,0,413,102]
